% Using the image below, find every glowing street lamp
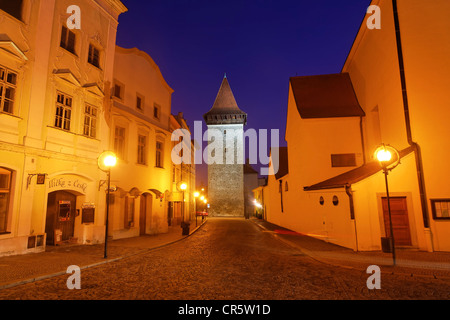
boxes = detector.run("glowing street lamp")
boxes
[374,144,400,266]
[98,151,117,259]
[177,181,188,234]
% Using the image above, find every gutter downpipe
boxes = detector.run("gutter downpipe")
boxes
[345,184,358,252]
[392,0,432,250]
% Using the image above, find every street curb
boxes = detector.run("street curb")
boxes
[0,219,208,291]
[250,219,450,280]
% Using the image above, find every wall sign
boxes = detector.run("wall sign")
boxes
[48,175,89,194]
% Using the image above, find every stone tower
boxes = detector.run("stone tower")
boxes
[203,76,247,217]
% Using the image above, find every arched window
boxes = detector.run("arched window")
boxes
[0,167,13,233]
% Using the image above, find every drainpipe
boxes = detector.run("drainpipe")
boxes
[392,0,432,245]
[345,184,358,252]
[360,116,366,164]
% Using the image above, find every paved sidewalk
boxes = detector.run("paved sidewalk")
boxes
[0,219,207,290]
[251,218,450,279]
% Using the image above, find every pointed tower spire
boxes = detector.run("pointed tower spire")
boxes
[203,76,247,125]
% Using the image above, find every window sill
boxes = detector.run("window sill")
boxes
[0,232,12,235]
[59,46,79,59]
[155,166,165,169]
[136,162,148,167]
[87,62,102,71]
[0,111,22,120]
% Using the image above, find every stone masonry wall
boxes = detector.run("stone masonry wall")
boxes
[207,124,245,217]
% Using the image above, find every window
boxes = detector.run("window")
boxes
[332,195,339,206]
[83,104,97,138]
[113,82,123,100]
[153,103,161,119]
[0,66,17,114]
[0,0,23,21]
[331,153,357,167]
[156,140,164,168]
[0,168,12,233]
[136,94,144,111]
[137,135,147,165]
[87,44,100,68]
[285,181,288,192]
[431,199,450,220]
[54,92,72,131]
[60,26,76,54]
[114,126,126,159]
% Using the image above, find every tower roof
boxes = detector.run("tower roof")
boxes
[204,76,247,125]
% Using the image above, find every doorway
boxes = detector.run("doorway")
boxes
[140,193,153,235]
[45,191,77,245]
[382,196,412,246]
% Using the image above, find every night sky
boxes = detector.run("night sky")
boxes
[116,0,371,186]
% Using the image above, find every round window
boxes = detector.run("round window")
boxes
[332,195,339,206]
[319,196,324,205]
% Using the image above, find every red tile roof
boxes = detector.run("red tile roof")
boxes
[290,73,365,119]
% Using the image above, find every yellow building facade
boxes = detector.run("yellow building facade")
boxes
[108,46,175,239]
[0,1,196,257]
[261,0,450,252]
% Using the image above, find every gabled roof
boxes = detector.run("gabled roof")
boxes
[204,76,247,125]
[290,73,365,119]
[270,146,289,180]
[304,146,414,191]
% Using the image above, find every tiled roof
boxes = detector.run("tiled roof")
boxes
[290,73,365,119]
[204,76,247,125]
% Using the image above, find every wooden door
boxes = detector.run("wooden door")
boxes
[382,197,412,246]
[45,191,76,245]
[140,194,146,235]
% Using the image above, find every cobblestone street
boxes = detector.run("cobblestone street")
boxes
[0,218,449,300]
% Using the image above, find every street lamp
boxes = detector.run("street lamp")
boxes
[374,144,400,266]
[194,191,199,226]
[177,181,188,234]
[98,151,117,259]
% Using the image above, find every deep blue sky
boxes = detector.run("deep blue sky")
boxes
[116,0,371,186]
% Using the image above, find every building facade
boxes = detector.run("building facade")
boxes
[261,0,450,252]
[203,76,246,217]
[0,0,127,256]
[168,112,196,226]
[108,46,174,239]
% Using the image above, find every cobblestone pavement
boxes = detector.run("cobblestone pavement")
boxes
[0,217,449,300]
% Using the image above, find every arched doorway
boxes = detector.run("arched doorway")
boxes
[45,191,77,245]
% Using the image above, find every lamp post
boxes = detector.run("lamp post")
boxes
[194,191,199,226]
[98,151,117,259]
[374,144,400,266]
[178,181,188,234]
